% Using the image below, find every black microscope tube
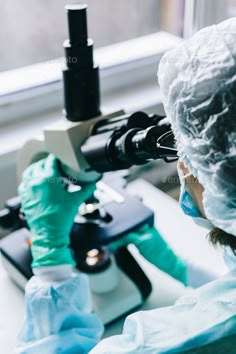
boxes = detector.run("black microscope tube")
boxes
[66,4,88,46]
[63,4,101,121]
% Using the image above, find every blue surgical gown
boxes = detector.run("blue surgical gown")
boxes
[16,249,236,354]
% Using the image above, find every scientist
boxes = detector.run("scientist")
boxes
[17,19,236,353]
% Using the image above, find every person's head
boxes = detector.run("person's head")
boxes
[178,160,236,253]
[158,18,236,253]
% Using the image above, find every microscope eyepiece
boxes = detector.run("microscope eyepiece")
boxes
[63,4,101,121]
[81,112,178,173]
[65,4,88,46]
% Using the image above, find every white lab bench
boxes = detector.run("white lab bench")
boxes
[0,179,228,353]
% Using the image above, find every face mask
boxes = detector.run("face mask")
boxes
[223,246,236,271]
[177,166,214,231]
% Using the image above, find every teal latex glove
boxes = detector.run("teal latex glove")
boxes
[110,224,187,285]
[18,154,96,268]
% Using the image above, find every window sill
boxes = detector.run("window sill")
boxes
[0,31,182,125]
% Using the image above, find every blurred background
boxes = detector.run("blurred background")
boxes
[0,0,185,72]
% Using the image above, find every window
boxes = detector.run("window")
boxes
[0,0,185,72]
[227,0,236,17]
[183,0,226,38]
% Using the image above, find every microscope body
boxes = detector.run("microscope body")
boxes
[18,110,124,185]
[0,4,178,325]
[43,113,110,183]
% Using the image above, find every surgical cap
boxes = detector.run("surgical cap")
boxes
[158,18,236,237]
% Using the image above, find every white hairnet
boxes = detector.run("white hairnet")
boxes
[158,18,236,236]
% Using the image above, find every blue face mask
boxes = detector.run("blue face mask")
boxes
[177,166,214,231]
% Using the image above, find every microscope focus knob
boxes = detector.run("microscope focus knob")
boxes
[0,208,15,229]
[0,196,24,231]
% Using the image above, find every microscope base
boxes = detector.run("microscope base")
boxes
[0,229,152,326]
[1,254,144,325]
[91,246,152,325]
[92,268,142,325]
[1,253,28,290]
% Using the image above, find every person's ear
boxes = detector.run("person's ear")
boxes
[178,160,190,175]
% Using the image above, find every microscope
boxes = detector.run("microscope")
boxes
[0,4,178,325]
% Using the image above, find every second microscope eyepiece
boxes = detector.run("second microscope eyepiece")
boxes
[81,112,178,173]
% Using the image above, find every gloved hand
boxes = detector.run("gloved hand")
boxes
[19,154,95,269]
[19,153,187,284]
[110,224,187,285]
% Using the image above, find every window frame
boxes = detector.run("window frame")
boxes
[184,0,227,38]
